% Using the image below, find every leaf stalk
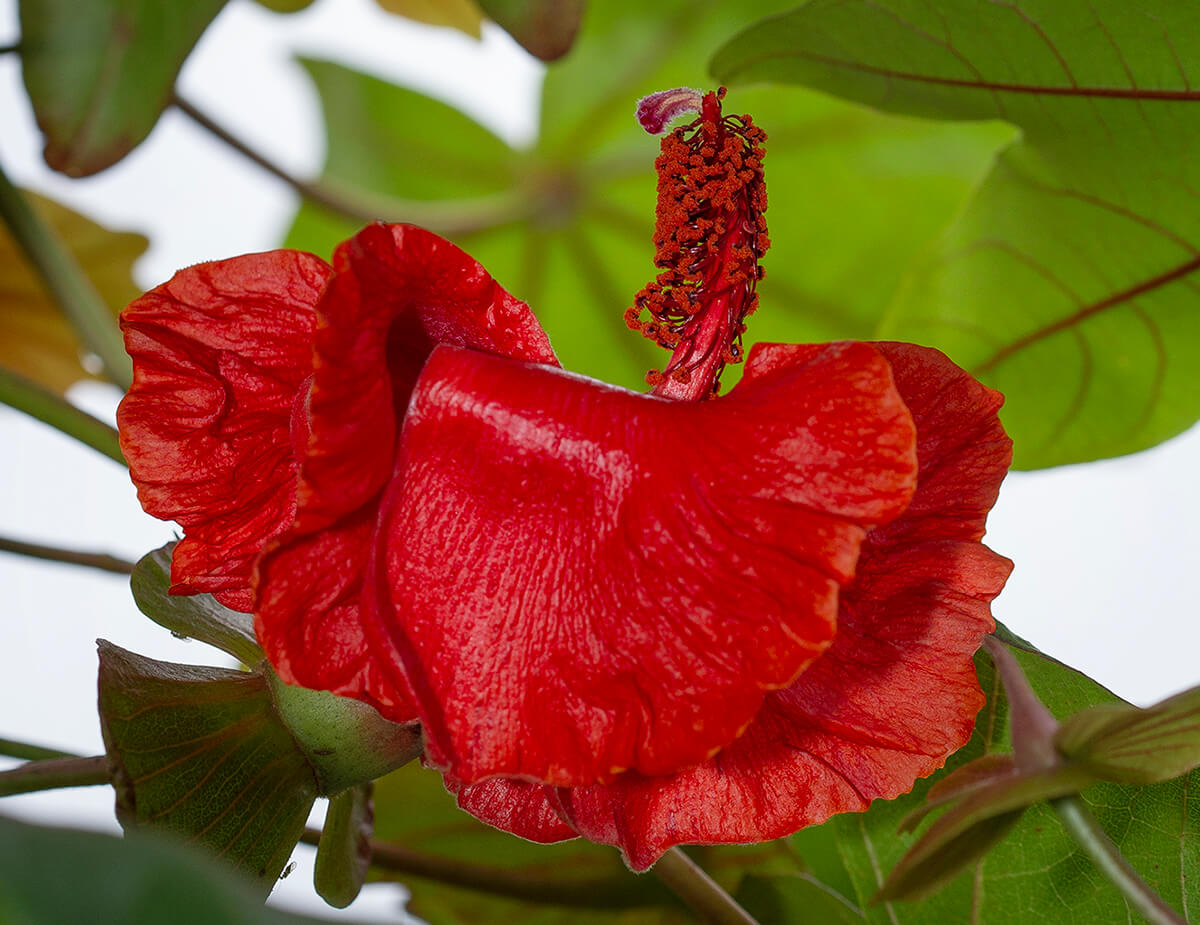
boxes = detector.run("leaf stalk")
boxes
[0,365,125,464]
[0,535,135,574]
[0,756,111,797]
[653,848,762,925]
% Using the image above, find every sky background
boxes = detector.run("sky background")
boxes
[1,0,1198,920]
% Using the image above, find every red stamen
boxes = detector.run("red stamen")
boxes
[625,87,769,401]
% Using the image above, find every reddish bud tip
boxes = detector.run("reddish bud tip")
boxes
[636,87,705,135]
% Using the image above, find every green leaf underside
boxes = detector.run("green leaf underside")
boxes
[18,0,230,176]
[713,0,1200,467]
[368,760,825,924]
[831,626,1200,923]
[736,872,867,924]
[0,816,347,925]
[475,0,585,61]
[130,543,264,666]
[285,0,1009,396]
[97,641,317,895]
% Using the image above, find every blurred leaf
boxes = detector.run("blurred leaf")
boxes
[286,0,1008,394]
[97,641,317,895]
[713,0,1200,467]
[1057,685,1200,786]
[130,543,264,666]
[315,784,374,908]
[0,816,350,925]
[18,0,229,175]
[0,191,145,393]
[831,626,1200,923]
[736,873,865,924]
[251,0,317,11]
[477,0,585,61]
[374,0,483,38]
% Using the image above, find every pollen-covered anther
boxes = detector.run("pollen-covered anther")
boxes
[625,87,768,401]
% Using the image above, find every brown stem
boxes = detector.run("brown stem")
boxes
[300,827,673,909]
[0,535,135,574]
[0,756,111,797]
[653,848,762,925]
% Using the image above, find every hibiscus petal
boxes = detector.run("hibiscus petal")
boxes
[445,774,578,844]
[118,251,329,607]
[553,343,1013,870]
[255,223,557,714]
[363,340,918,787]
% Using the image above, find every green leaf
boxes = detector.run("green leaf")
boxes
[251,0,317,12]
[314,784,374,908]
[476,0,585,61]
[1058,685,1200,786]
[129,543,264,666]
[0,816,350,925]
[18,0,229,175]
[735,872,866,924]
[0,191,146,393]
[831,628,1200,923]
[97,641,318,895]
[285,0,1008,394]
[712,1,1200,467]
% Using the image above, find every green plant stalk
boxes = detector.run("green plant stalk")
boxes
[653,848,762,925]
[0,161,132,389]
[0,535,135,574]
[0,365,125,464]
[0,756,111,797]
[172,93,527,235]
[0,738,78,762]
[1052,796,1186,925]
[300,827,674,909]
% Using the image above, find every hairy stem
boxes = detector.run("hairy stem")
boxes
[0,365,125,464]
[0,756,111,797]
[1053,796,1186,925]
[172,93,526,235]
[300,827,673,909]
[0,738,79,762]
[0,535,135,574]
[653,848,761,925]
[0,161,131,389]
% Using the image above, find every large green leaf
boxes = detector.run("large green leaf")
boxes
[831,630,1199,923]
[713,1,1200,467]
[18,0,229,175]
[285,0,1008,394]
[0,816,352,925]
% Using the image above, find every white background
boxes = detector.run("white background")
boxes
[1,0,1198,920]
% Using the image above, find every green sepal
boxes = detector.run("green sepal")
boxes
[97,640,318,896]
[314,783,374,908]
[130,543,264,665]
[1056,685,1200,786]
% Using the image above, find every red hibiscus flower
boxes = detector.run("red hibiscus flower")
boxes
[117,89,1011,871]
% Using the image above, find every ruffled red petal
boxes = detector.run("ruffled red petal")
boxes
[118,251,330,607]
[362,341,917,787]
[552,343,1013,869]
[254,224,557,716]
[444,774,579,844]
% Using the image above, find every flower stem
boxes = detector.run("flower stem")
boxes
[0,738,78,762]
[171,93,527,235]
[0,365,125,464]
[653,848,761,925]
[0,535,135,574]
[0,160,132,390]
[1052,796,1186,925]
[0,756,111,797]
[299,828,674,909]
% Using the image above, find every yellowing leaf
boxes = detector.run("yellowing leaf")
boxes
[0,192,146,394]
[374,0,484,39]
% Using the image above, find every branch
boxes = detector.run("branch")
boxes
[1052,796,1186,925]
[0,738,79,762]
[172,93,527,236]
[0,160,132,389]
[0,756,111,797]
[0,535,135,574]
[653,848,762,925]
[300,827,673,909]
[0,365,125,464]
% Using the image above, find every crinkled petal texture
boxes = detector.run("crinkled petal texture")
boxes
[118,251,329,611]
[254,223,558,718]
[542,342,1013,870]
[363,341,918,787]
